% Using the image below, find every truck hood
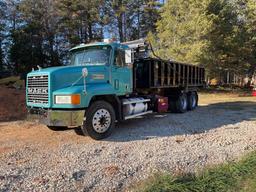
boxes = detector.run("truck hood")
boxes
[27,65,109,91]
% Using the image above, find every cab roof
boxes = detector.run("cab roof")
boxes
[69,42,128,52]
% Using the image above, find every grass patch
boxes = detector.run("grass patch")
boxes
[0,76,24,88]
[134,152,256,192]
[210,102,256,111]
[200,86,251,94]
[238,174,256,192]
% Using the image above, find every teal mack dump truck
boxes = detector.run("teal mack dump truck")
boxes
[26,39,205,140]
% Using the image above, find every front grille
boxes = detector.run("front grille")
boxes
[27,75,49,105]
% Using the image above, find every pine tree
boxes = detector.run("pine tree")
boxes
[0,44,3,72]
[201,0,249,79]
[58,0,104,45]
[108,0,129,42]
[9,24,47,74]
[2,0,163,74]
[0,1,7,72]
[140,0,161,38]
[104,0,160,42]
[19,0,61,67]
[151,0,211,64]
[243,0,256,83]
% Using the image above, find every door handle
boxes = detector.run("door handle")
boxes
[114,79,119,90]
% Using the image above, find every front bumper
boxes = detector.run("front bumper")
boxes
[28,108,85,127]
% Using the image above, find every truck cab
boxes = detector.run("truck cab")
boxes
[27,40,205,140]
[27,42,134,139]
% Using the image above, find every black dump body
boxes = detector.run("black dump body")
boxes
[134,58,205,89]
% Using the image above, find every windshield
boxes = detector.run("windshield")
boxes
[70,46,112,66]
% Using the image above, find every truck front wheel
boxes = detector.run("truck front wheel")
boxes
[81,101,116,140]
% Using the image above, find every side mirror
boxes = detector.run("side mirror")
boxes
[125,49,132,64]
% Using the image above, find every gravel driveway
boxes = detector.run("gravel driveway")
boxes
[0,93,256,191]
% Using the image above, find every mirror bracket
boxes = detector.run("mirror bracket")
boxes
[125,49,132,64]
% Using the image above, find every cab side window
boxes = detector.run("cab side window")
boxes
[115,49,125,67]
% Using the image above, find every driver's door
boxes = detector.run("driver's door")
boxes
[111,49,132,95]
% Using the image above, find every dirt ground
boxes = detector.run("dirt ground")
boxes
[0,87,256,191]
[0,86,93,152]
[0,87,26,122]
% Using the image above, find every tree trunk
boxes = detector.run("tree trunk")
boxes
[48,33,60,67]
[118,16,124,42]
[88,23,93,41]
[246,65,256,88]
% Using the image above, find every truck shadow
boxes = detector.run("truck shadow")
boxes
[104,101,256,142]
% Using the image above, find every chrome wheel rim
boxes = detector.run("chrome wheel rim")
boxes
[92,109,111,133]
[181,97,187,110]
[192,96,196,108]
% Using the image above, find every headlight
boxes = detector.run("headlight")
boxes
[55,94,81,105]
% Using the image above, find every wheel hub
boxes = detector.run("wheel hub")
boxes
[100,117,107,125]
[92,109,111,133]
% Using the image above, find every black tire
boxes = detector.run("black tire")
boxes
[187,92,197,111]
[195,92,199,107]
[175,93,188,113]
[81,101,116,140]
